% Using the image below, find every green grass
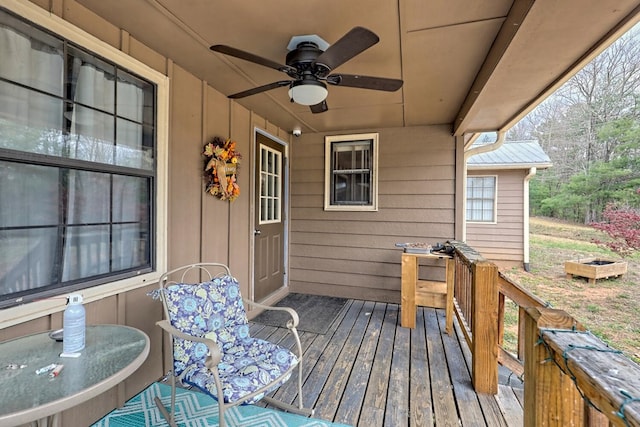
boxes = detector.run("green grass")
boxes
[586,304,600,313]
[501,217,640,363]
[530,236,614,255]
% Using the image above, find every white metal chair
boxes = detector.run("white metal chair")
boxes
[152,263,312,427]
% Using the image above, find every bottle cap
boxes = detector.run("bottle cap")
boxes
[69,294,83,304]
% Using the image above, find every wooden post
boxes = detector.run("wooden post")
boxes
[445,258,454,335]
[471,261,498,394]
[523,307,585,427]
[401,253,417,328]
[585,404,610,427]
[518,306,526,361]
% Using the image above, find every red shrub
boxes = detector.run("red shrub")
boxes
[591,204,640,256]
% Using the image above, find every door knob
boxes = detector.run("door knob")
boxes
[254,229,261,236]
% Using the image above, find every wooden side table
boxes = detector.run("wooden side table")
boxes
[400,252,454,334]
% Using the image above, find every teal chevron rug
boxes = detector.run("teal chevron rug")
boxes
[92,382,351,427]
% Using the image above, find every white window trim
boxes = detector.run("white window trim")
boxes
[466,174,498,224]
[324,133,378,212]
[0,0,168,328]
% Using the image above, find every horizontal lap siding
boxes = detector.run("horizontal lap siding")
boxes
[466,170,525,264]
[290,126,455,303]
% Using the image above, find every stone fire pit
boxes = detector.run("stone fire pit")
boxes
[564,258,627,284]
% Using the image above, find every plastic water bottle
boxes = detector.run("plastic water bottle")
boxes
[63,294,86,354]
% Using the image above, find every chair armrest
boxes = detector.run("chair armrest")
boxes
[156,320,221,368]
[244,299,299,329]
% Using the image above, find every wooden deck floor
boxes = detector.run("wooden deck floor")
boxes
[251,299,524,427]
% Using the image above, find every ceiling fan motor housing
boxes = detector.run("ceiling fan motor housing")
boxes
[286,42,330,76]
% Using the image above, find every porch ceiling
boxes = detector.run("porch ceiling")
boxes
[75,0,640,136]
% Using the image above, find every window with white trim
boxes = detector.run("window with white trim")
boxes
[259,144,282,224]
[0,8,162,308]
[324,133,378,211]
[466,176,497,222]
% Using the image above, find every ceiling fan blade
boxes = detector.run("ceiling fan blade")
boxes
[326,74,403,91]
[310,100,328,114]
[227,81,291,99]
[211,45,296,75]
[314,27,379,72]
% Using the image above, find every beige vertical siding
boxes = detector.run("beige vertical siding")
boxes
[167,64,205,267]
[201,87,232,265]
[290,126,456,303]
[1,1,291,425]
[466,169,525,266]
[227,104,252,289]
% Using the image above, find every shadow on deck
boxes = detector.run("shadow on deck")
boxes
[250,299,523,427]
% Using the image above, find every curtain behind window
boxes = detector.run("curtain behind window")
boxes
[0,24,147,295]
[62,60,146,281]
[0,26,64,292]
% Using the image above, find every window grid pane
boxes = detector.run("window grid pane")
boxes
[330,141,373,205]
[0,10,156,308]
[466,176,496,222]
[259,145,282,224]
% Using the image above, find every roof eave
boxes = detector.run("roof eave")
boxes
[467,163,552,170]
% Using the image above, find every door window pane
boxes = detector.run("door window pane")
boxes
[259,145,282,224]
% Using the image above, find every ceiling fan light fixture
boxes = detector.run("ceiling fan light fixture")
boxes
[288,80,328,106]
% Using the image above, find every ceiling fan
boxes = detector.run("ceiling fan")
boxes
[210,27,403,113]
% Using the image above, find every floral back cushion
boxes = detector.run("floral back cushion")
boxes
[161,275,250,375]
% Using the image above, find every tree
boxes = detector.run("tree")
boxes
[599,117,640,160]
[514,25,640,223]
[558,29,640,165]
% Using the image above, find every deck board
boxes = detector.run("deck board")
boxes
[314,300,374,420]
[438,310,487,426]
[303,299,364,410]
[497,385,524,426]
[335,302,385,425]
[249,298,523,426]
[360,304,396,426]
[269,299,352,406]
[455,318,511,427]
[410,308,434,427]
[387,313,410,426]
[425,308,460,427]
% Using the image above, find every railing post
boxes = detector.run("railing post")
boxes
[523,307,585,427]
[471,261,498,394]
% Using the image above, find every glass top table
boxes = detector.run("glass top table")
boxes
[0,324,150,426]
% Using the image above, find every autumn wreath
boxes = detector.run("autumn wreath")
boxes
[203,136,241,201]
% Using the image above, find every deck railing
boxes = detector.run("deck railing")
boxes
[496,271,547,379]
[450,241,498,394]
[449,241,640,426]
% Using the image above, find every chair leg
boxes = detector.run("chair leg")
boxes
[260,358,315,417]
[155,376,179,427]
[262,396,314,417]
[297,362,305,411]
[290,331,313,416]
[219,402,226,427]
[154,396,178,427]
[296,358,314,416]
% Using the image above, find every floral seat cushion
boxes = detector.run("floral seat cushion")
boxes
[161,275,298,404]
[184,337,295,404]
